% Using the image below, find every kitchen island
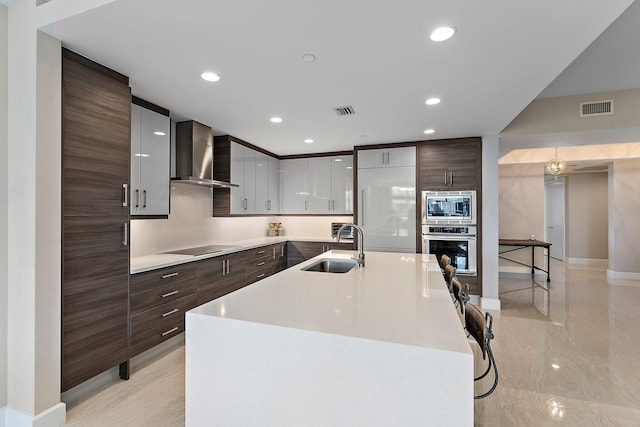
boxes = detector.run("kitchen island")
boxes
[186,250,473,426]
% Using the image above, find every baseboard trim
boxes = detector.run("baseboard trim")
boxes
[607,270,640,282]
[566,258,608,266]
[481,297,501,311]
[1,403,66,427]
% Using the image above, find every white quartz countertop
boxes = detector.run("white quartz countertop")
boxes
[189,250,471,354]
[130,235,352,274]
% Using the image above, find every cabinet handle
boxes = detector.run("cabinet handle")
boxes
[161,272,179,279]
[161,327,179,337]
[226,259,230,275]
[256,273,266,279]
[122,223,128,246]
[328,200,331,211]
[273,247,276,259]
[444,172,448,185]
[449,171,453,186]
[332,200,335,210]
[161,290,179,298]
[122,183,128,207]
[305,200,308,211]
[143,189,147,208]
[161,308,179,318]
[257,250,265,255]
[267,200,271,210]
[257,262,266,267]
[243,198,247,210]
[361,190,365,226]
[281,245,284,257]
[135,189,139,208]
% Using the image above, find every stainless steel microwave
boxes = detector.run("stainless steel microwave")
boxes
[421,190,477,225]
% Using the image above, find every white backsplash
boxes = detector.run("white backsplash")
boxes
[130,182,353,257]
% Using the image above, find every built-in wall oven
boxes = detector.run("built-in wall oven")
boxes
[422,225,477,275]
[421,190,478,275]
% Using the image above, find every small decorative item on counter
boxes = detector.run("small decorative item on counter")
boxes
[530,234,536,240]
[268,222,283,236]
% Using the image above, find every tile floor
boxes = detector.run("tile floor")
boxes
[63,260,640,426]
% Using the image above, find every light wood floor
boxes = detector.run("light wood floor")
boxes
[64,340,185,426]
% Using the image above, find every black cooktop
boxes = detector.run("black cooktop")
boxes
[164,244,237,256]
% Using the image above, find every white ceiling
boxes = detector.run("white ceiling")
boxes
[40,0,634,156]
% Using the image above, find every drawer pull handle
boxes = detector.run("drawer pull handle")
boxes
[161,290,179,298]
[256,273,266,279]
[161,272,179,279]
[161,327,179,337]
[162,308,179,318]
[257,262,266,267]
[257,250,265,255]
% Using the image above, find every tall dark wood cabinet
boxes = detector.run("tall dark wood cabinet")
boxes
[61,49,131,391]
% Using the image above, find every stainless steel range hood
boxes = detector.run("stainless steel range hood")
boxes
[172,120,238,188]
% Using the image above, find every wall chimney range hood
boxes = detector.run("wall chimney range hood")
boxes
[172,120,238,188]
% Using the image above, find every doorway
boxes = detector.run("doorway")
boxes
[544,176,565,260]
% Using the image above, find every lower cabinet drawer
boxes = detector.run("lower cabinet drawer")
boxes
[130,293,197,357]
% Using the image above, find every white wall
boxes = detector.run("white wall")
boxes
[0,2,8,411]
[481,136,500,309]
[498,164,546,273]
[565,173,608,260]
[609,159,640,278]
[130,183,352,257]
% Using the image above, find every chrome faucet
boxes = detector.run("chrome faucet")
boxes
[337,223,365,267]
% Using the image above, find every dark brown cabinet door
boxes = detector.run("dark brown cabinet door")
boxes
[418,139,481,190]
[61,49,131,391]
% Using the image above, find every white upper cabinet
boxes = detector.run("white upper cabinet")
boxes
[281,159,309,213]
[330,155,353,214]
[280,155,353,214]
[255,153,280,214]
[307,157,332,214]
[230,142,256,214]
[130,103,170,216]
[357,146,416,169]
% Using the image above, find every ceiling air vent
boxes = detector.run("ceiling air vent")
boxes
[580,100,613,117]
[334,106,356,116]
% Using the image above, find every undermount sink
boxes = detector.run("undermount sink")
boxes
[301,258,358,273]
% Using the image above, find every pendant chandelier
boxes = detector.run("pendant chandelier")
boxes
[546,147,566,176]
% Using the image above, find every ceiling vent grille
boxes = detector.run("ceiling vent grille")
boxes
[334,106,356,116]
[580,100,613,117]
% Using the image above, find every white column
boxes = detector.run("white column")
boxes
[481,136,501,310]
[5,1,64,426]
[0,2,9,414]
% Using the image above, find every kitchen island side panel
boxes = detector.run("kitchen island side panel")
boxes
[186,313,473,427]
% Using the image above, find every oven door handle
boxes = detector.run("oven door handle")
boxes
[424,234,476,240]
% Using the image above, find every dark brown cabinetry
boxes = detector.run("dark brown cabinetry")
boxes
[418,138,481,190]
[286,241,355,268]
[197,250,250,305]
[61,49,132,391]
[245,244,287,284]
[129,263,198,357]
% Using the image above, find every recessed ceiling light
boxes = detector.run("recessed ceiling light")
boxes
[551,363,560,369]
[270,117,283,123]
[425,97,441,106]
[424,129,435,134]
[153,131,166,136]
[304,138,314,144]
[430,26,456,42]
[302,54,316,63]
[201,72,220,82]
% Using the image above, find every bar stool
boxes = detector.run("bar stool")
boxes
[450,277,470,315]
[439,254,451,271]
[443,264,456,290]
[465,303,498,399]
